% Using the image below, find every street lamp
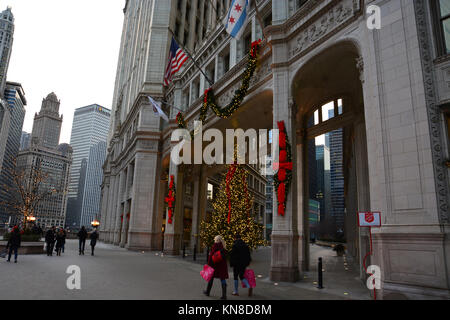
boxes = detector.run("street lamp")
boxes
[91,219,100,228]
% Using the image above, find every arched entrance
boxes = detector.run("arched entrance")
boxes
[292,41,370,280]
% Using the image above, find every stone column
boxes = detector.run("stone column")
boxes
[120,200,130,248]
[113,171,126,245]
[190,167,201,251]
[107,174,118,243]
[272,0,289,25]
[99,177,110,241]
[197,165,209,252]
[127,150,161,251]
[230,39,237,69]
[164,162,184,255]
[120,163,133,247]
[269,34,300,281]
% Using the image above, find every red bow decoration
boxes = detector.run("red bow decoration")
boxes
[120,214,124,222]
[274,120,292,217]
[126,213,130,221]
[251,39,262,58]
[204,88,212,103]
[165,175,176,224]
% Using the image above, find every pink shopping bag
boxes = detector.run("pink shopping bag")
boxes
[201,264,215,282]
[242,269,256,288]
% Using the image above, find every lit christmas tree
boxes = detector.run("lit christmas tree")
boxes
[200,164,266,250]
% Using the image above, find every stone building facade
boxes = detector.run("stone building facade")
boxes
[99,0,450,299]
[17,93,72,228]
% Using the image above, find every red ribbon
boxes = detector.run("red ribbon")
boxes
[278,182,286,204]
[277,121,285,133]
[226,164,237,224]
[279,132,287,150]
[278,204,285,216]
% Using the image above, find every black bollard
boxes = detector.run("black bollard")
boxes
[183,243,186,259]
[206,247,209,263]
[193,245,197,261]
[318,257,324,289]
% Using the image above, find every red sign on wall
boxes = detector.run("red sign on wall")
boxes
[358,212,381,227]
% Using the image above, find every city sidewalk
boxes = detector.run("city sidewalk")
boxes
[0,240,371,300]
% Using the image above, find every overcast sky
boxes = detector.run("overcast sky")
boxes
[3,0,125,144]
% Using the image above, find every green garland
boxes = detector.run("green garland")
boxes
[176,40,261,132]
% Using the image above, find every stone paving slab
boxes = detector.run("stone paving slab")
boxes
[0,240,370,300]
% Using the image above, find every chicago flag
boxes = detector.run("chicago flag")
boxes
[224,0,250,40]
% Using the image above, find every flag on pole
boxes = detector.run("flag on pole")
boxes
[224,0,250,40]
[148,96,169,122]
[164,37,188,86]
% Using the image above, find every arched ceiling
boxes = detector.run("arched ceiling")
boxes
[292,41,363,121]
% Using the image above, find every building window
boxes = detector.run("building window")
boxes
[432,0,450,56]
[441,104,450,165]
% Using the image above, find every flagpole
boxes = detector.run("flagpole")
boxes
[254,0,272,50]
[168,28,214,87]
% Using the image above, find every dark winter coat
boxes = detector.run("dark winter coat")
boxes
[45,230,55,243]
[230,239,251,270]
[55,233,65,249]
[77,229,88,240]
[7,230,21,248]
[90,231,99,246]
[208,242,229,280]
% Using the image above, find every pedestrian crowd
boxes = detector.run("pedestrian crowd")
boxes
[44,225,99,256]
[2,224,99,263]
[202,234,254,300]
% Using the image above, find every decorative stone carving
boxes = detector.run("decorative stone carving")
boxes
[414,0,449,223]
[356,56,364,84]
[289,0,360,60]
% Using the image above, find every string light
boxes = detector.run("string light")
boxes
[199,164,267,250]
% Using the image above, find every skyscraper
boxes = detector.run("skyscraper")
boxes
[31,93,63,149]
[0,82,26,224]
[19,131,30,151]
[327,107,345,239]
[66,104,110,229]
[16,93,72,228]
[0,7,14,96]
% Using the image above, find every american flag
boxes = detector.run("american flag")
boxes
[164,37,188,86]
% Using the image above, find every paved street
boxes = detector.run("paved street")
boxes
[0,240,370,300]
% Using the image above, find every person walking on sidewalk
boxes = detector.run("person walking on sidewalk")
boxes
[230,234,252,297]
[6,226,21,263]
[45,226,56,256]
[203,235,229,300]
[90,229,99,256]
[77,226,88,255]
[61,228,66,253]
[55,229,65,256]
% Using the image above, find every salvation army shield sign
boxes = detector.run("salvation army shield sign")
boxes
[358,212,381,227]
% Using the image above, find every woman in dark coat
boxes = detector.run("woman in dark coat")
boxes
[55,229,65,256]
[6,226,21,263]
[90,229,99,256]
[230,234,252,296]
[203,235,229,300]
